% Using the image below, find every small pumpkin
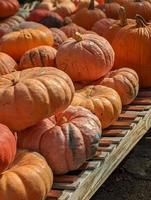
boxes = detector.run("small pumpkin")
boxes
[19,45,57,70]
[37,1,54,11]
[56,32,115,81]
[95,68,139,105]
[0,52,18,75]
[72,85,122,129]
[50,28,68,49]
[71,0,106,30]
[0,123,16,174]
[0,150,53,200]
[0,67,75,131]
[0,28,54,61]
[0,0,20,18]
[17,106,102,175]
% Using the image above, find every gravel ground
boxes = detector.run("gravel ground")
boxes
[91,132,151,200]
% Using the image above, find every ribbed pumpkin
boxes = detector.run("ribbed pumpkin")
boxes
[50,28,68,49]
[0,28,54,61]
[0,0,20,18]
[37,1,54,11]
[15,21,50,31]
[0,67,75,131]
[17,106,102,175]
[0,123,16,174]
[19,46,57,70]
[0,52,17,75]
[95,68,139,105]
[112,15,151,88]
[56,32,115,81]
[72,85,122,129]
[0,150,53,200]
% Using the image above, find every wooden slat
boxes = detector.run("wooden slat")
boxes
[102,129,127,137]
[137,91,151,97]
[54,176,78,184]
[123,105,150,111]
[131,98,151,105]
[47,190,62,200]
[119,111,138,120]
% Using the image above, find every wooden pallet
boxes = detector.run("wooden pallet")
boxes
[46,89,151,200]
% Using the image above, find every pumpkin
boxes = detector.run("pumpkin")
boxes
[0,0,20,18]
[37,1,54,11]
[0,52,18,75]
[72,85,122,129]
[73,0,99,10]
[0,25,12,38]
[71,0,106,30]
[74,81,91,90]
[19,45,57,70]
[95,68,139,105]
[0,67,75,131]
[56,32,115,81]
[112,15,151,88]
[99,1,121,19]
[14,21,49,31]
[112,0,134,6]
[0,150,53,200]
[0,123,16,174]
[61,21,87,37]
[0,28,54,61]
[92,18,116,37]
[17,106,102,175]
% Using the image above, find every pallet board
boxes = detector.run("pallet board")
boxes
[46,89,151,200]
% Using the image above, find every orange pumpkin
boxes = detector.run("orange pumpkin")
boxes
[56,33,115,81]
[0,52,17,75]
[0,67,75,131]
[19,45,57,70]
[72,85,122,129]
[0,123,16,174]
[0,0,20,18]
[71,0,106,30]
[0,150,53,200]
[50,28,68,49]
[112,15,151,88]
[95,68,139,105]
[17,106,102,175]
[0,28,54,61]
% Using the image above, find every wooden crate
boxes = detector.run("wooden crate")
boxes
[46,89,151,200]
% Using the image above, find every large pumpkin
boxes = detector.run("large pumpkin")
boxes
[0,150,53,200]
[0,67,75,131]
[71,0,106,30]
[17,106,102,175]
[72,85,122,128]
[0,0,20,18]
[0,28,54,61]
[95,68,139,105]
[56,33,115,81]
[0,52,17,75]
[19,45,57,70]
[112,15,151,88]
[0,123,16,174]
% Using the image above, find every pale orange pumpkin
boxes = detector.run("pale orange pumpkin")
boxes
[72,85,122,129]
[17,106,102,175]
[0,67,75,131]
[0,150,53,200]
[56,32,115,81]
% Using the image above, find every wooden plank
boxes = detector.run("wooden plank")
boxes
[122,105,151,111]
[131,98,151,105]
[47,190,62,200]
[102,129,127,137]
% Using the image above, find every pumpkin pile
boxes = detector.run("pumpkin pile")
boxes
[2,0,151,199]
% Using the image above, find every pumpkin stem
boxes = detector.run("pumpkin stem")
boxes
[135,14,148,27]
[88,0,95,10]
[12,79,18,86]
[74,32,83,42]
[119,6,128,27]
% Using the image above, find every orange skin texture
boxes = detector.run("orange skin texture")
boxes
[19,45,57,69]
[92,18,116,37]
[0,28,54,61]
[61,23,87,37]
[95,68,139,105]
[0,123,16,174]
[0,150,53,200]
[71,7,106,30]
[100,2,121,19]
[72,85,122,129]
[111,20,151,88]
[56,33,115,81]
[0,0,20,18]
[17,106,102,175]
[50,28,68,49]
[0,52,17,75]
[0,67,75,131]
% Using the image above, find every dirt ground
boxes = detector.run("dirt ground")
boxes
[91,131,151,200]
